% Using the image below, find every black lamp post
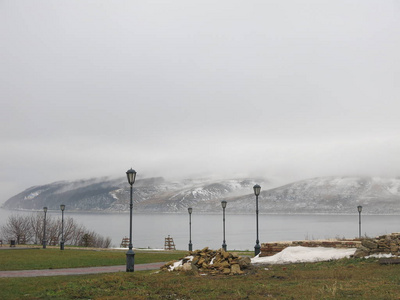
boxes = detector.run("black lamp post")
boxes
[126,168,137,272]
[42,207,48,249]
[188,207,193,251]
[253,184,261,256]
[60,204,65,250]
[221,200,227,251]
[357,205,362,239]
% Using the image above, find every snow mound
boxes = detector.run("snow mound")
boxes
[251,246,357,264]
[169,256,194,271]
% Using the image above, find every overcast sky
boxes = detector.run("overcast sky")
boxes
[1,0,399,203]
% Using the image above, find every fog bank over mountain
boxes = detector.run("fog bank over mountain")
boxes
[1,1,399,205]
[4,176,400,215]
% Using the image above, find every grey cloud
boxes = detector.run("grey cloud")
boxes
[1,0,399,203]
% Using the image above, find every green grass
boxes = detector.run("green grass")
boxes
[2,249,400,299]
[1,257,400,299]
[0,248,187,270]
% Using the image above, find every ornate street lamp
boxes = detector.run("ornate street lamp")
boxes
[42,207,48,249]
[60,204,65,250]
[221,200,227,251]
[126,168,137,272]
[188,207,193,251]
[253,184,261,256]
[357,205,362,239]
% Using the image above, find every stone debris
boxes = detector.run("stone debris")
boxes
[353,233,400,258]
[161,247,252,275]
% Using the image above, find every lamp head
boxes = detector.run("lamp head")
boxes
[60,204,65,211]
[221,200,227,209]
[357,205,362,213]
[43,207,48,213]
[253,184,261,196]
[126,168,137,185]
[188,207,192,214]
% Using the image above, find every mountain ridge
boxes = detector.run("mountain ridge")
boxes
[3,177,268,213]
[3,176,400,214]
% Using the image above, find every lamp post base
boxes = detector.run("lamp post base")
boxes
[222,243,227,252]
[60,241,64,250]
[126,249,135,272]
[254,244,261,256]
[189,243,193,251]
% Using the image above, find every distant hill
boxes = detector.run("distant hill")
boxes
[228,176,400,214]
[3,176,400,214]
[2,177,268,213]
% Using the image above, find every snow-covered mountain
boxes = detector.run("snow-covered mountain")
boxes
[3,176,400,214]
[227,176,400,214]
[2,177,268,213]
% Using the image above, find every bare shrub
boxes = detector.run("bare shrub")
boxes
[0,212,111,248]
[29,213,44,244]
[77,230,112,248]
[1,214,32,244]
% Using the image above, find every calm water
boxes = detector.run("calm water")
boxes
[0,208,399,250]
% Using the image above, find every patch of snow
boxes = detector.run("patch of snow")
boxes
[169,255,194,271]
[386,179,400,195]
[24,191,41,200]
[366,253,395,259]
[109,191,119,200]
[251,246,357,265]
[210,257,215,265]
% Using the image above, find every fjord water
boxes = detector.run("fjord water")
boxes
[0,208,399,250]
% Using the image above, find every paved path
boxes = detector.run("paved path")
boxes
[0,262,166,278]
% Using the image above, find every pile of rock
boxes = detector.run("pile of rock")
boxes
[161,247,252,275]
[354,233,400,258]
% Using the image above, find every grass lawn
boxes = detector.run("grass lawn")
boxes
[1,248,400,299]
[0,247,187,270]
[1,257,400,299]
